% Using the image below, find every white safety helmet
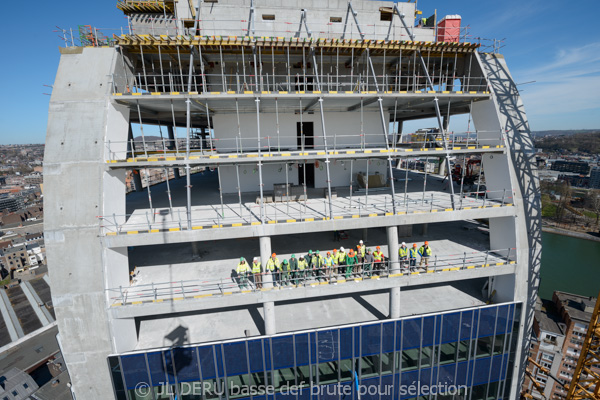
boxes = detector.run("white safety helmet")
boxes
[359,240,364,244]
[253,257,258,261]
[401,242,406,246]
[340,246,345,252]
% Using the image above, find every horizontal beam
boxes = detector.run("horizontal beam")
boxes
[103,204,516,248]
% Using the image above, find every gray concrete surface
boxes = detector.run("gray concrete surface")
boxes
[134,282,487,350]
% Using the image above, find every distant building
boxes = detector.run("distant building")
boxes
[0,195,24,213]
[23,174,43,185]
[590,167,600,189]
[2,244,30,272]
[0,368,39,400]
[550,160,591,175]
[558,173,589,188]
[523,291,599,399]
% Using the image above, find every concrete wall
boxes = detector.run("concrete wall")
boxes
[213,110,388,192]
[182,0,435,41]
[44,47,132,399]
[212,110,386,152]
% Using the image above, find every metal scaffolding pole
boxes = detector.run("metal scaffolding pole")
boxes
[236,98,242,153]
[135,101,149,158]
[253,46,266,223]
[393,7,456,209]
[311,50,334,219]
[164,167,173,211]
[404,156,409,206]
[235,164,243,217]
[366,49,397,213]
[275,98,281,151]
[144,168,154,221]
[217,163,225,218]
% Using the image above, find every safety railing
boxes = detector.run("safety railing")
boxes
[56,20,474,48]
[98,189,514,236]
[112,71,489,96]
[107,246,516,305]
[105,130,505,162]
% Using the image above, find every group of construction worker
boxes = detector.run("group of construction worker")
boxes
[235,240,433,289]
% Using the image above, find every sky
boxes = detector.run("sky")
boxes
[0,0,598,144]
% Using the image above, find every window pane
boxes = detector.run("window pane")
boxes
[203,378,220,400]
[476,336,493,358]
[439,342,457,365]
[128,388,153,400]
[381,352,394,375]
[179,381,203,400]
[493,334,506,355]
[420,346,434,369]
[274,368,296,390]
[361,355,379,378]
[154,385,177,400]
[228,374,249,398]
[340,359,353,382]
[296,365,311,386]
[401,349,419,371]
[318,361,338,385]
[458,340,470,362]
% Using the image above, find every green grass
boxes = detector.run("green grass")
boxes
[581,210,598,219]
[0,278,10,287]
[541,195,557,218]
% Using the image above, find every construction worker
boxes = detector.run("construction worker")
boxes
[409,244,419,271]
[373,246,385,273]
[332,249,339,275]
[296,255,308,285]
[363,248,374,278]
[251,257,262,288]
[346,249,358,279]
[288,255,298,286]
[356,240,366,274]
[266,253,281,286]
[418,241,432,271]
[398,242,408,271]
[324,252,335,281]
[281,259,291,286]
[306,250,314,276]
[313,250,325,281]
[236,257,251,289]
[337,247,347,275]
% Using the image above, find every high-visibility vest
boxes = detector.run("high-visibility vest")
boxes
[298,259,308,270]
[324,256,334,266]
[409,248,418,259]
[237,262,250,274]
[282,262,291,271]
[251,261,261,274]
[373,251,383,262]
[419,246,432,257]
[399,247,408,257]
[338,252,347,262]
[358,245,366,257]
[266,257,280,271]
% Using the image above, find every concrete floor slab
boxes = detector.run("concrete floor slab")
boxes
[135,282,486,350]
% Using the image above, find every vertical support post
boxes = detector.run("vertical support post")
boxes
[264,301,276,335]
[184,98,193,230]
[254,46,266,223]
[260,236,273,288]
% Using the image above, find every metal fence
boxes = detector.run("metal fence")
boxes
[107,246,516,305]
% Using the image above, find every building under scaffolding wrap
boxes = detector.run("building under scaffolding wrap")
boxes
[44,1,542,399]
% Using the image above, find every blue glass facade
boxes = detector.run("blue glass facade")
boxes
[109,303,520,400]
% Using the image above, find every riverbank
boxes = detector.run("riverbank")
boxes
[542,226,600,243]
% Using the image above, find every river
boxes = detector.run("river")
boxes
[538,231,600,299]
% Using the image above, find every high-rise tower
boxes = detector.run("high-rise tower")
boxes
[44,1,541,399]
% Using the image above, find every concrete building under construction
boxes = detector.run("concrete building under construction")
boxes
[44,1,542,399]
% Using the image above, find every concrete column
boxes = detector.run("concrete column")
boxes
[389,287,401,319]
[362,228,368,243]
[387,226,401,319]
[260,236,273,288]
[264,301,276,335]
[421,223,428,236]
[387,226,399,273]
